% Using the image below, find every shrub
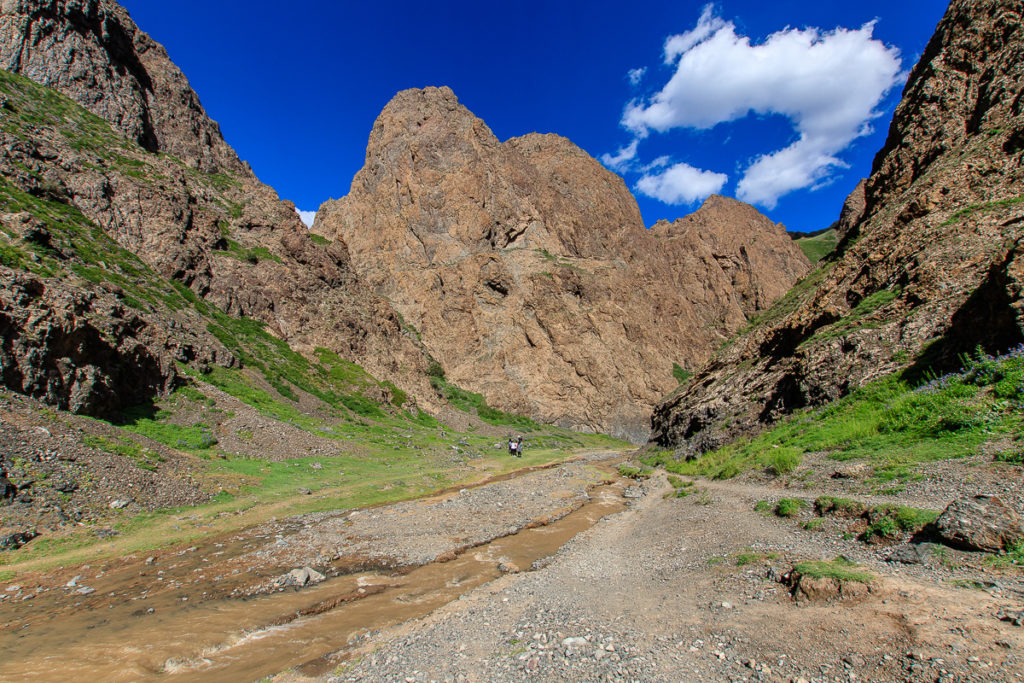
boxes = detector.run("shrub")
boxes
[775,498,806,518]
[994,447,1024,464]
[672,363,693,384]
[863,504,939,541]
[814,496,867,517]
[618,464,642,478]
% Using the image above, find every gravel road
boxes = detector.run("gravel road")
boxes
[292,467,1024,683]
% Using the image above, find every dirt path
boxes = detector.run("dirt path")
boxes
[291,474,1024,683]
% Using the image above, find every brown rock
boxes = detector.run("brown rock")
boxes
[0,13,436,415]
[317,87,808,439]
[834,179,866,243]
[933,495,1024,553]
[652,0,1024,453]
[0,0,245,175]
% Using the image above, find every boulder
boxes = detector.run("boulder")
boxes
[274,566,326,588]
[933,495,1024,553]
[787,573,871,602]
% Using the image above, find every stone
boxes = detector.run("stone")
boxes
[109,499,130,510]
[887,544,923,565]
[0,530,38,551]
[933,495,1024,553]
[623,486,644,499]
[997,609,1024,626]
[275,566,326,588]
[562,637,589,650]
[786,572,871,603]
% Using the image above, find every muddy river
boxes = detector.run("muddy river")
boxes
[0,475,628,680]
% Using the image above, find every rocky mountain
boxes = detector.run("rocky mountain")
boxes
[0,0,245,175]
[315,87,809,441]
[0,0,434,418]
[652,0,1024,454]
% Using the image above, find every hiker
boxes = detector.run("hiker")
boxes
[508,437,516,456]
[516,436,523,457]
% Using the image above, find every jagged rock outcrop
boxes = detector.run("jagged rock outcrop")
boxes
[0,269,231,418]
[0,0,245,174]
[0,3,434,416]
[834,179,866,242]
[315,87,809,440]
[652,0,1024,453]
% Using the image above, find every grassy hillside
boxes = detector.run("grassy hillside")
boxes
[643,345,1024,491]
[791,228,838,264]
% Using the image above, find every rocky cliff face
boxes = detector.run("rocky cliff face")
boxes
[315,87,809,440]
[0,0,245,175]
[652,0,1024,454]
[0,1,433,418]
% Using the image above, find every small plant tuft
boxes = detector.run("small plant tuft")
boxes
[775,498,807,518]
[792,556,874,583]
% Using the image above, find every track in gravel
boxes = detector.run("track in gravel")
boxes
[320,473,1024,683]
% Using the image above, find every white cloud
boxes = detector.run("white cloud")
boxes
[642,155,671,172]
[662,4,726,64]
[600,139,639,171]
[635,162,727,205]
[296,209,316,228]
[621,9,902,208]
[627,67,647,86]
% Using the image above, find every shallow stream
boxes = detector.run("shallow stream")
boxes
[0,474,627,681]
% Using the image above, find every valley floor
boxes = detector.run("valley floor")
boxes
[302,462,1024,683]
[2,450,1023,682]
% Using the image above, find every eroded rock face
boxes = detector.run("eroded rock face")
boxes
[0,3,436,415]
[0,0,245,174]
[0,270,230,418]
[652,0,1024,452]
[316,87,809,440]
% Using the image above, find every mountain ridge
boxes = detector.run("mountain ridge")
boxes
[315,85,809,441]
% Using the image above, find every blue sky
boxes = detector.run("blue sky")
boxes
[120,0,948,233]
